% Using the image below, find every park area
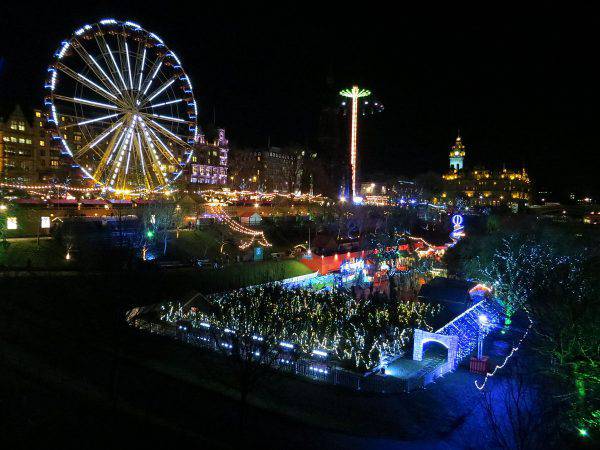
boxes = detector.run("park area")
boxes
[0,270,531,449]
[0,238,69,270]
[1,213,598,449]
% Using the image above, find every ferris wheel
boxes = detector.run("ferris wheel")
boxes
[45,19,198,193]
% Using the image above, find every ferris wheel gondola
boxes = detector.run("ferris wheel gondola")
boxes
[45,19,198,193]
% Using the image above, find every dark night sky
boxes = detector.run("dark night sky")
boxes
[1,5,598,196]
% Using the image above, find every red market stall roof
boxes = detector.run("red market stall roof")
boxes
[133,199,159,205]
[79,198,107,206]
[109,199,133,206]
[48,198,78,206]
[240,211,261,218]
[12,198,46,205]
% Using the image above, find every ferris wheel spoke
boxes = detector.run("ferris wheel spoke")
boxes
[52,95,121,111]
[136,47,147,92]
[141,54,166,97]
[104,40,129,92]
[71,39,122,97]
[144,76,177,104]
[92,121,129,179]
[138,120,168,185]
[124,40,135,90]
[146,126,181,168]
[62,112,123,129]
[141,98,184,109]
[132,124,152,190]
[109,123,135,188]
[93,32,128,94]
[141,112,193,125]
[76,118,126,159]
[146,118,186,144]
[55,62,122,105]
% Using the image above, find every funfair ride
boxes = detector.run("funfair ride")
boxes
[45,19,198,195]
[339,86,383,203]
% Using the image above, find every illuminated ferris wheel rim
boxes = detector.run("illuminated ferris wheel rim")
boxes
[45,18,198,194]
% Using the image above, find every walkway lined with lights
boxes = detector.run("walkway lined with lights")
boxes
[207,203,271,249]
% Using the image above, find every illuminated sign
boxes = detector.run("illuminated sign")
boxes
[7,217,17,230]
[450,214,465,240]
[452,214,464,228]
[41,216,51,229]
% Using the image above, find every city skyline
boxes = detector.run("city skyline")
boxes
[0,6,597,196]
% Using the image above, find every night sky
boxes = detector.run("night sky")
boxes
[1,5,597,196]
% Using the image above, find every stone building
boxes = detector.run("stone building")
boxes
[189,128,229,186]
[0,105,64,183]
[441,134,531,207]
[256,147,298,192]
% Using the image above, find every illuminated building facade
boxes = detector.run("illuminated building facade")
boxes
[360,179,425,206]
[189,128,228,186]
[441,134,531,207]
[360,181,390,206]
[0,105,64,183]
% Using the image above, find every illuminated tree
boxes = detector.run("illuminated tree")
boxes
[476,237,565,321]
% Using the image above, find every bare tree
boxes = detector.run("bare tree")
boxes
[141,201,180,256]
[481,361,557,450]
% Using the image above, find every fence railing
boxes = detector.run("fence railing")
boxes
[132,317,424,394]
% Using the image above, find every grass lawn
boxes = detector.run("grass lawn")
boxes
[164,259,314,295]
[168,229,225,261]
[0,238,68,270]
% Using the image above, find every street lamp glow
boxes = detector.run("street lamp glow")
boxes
[340,86,371,201]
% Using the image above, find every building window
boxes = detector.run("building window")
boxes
[51,160,59,167]
[39,140,45,146]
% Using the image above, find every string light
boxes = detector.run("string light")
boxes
[475,309,533,390]
[208,204,272,248]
